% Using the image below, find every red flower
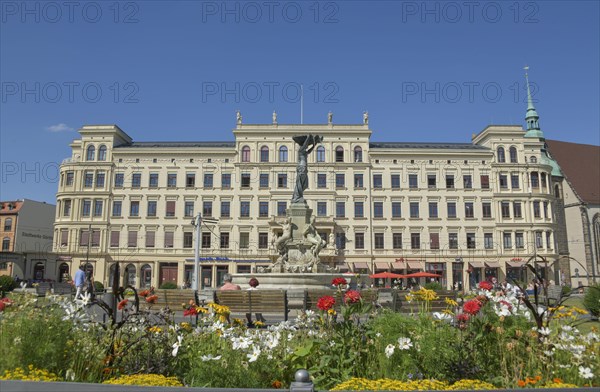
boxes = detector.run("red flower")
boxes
[139,290,150,297]
[317,295,336,311]
[117,299,128,310]
[478,281,493,291]
[344,290,361,304]
[463,299,481,315]
[331,277,348,287]
[183,306,197,317]
[0,302,5,312]
[145,295,158,304]
[457,313,470,323]
[499,300,513,311]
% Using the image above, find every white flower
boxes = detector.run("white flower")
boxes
[375,332,382,338]
[579,366,593,379]
[200,354,222,362]
[538,327,551,336]
[561,325,573,332]
[543,350,554,357]
[385,344,395,358]
[247,345,261,362]
[171,335,183,357]
[433,312,452,321]
[76,292,92,306]
[20,281,27,290]
[397,337,413,350]
[329,341,336,347]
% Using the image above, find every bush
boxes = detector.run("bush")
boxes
[424,282,443,291]
[0,276,16,295]
[583,283,600,318]
[561,285,572,297]
[159,282,178,290]
[93,281,104,292]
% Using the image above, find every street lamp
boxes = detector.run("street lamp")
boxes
[191,213,218,291]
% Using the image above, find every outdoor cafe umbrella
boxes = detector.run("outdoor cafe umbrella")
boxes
[369,271,406,288]
[405,272,442,278]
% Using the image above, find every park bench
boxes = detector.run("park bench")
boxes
[149,289,197,311]
[53,282,73,296]
[214,290,289,323]
[35,282,52,297]
[540,285,564,307]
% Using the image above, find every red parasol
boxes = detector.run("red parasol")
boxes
[405,272,442,278]
[369,271,406,279]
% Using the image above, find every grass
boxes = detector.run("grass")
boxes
[557,295,599,335]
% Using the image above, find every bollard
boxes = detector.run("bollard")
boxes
[289,369,314,392]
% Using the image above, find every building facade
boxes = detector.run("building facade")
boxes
[53,82,568,290]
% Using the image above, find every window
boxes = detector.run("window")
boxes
[499,174,508,188]
[546,232,552,249]
[335,232,346,249]
[355,233,365,249]
[279,146,288,162]
[513,202,522,218]
[449,233,458,249]
[316,146,325,162]
[543,201,549,218]
[391,174,401,189]
[164,231,174,248]
[130,201,140,217]
[374,233,384,249]
[186,173,196,188]
[98,145,107,161]
[240,201,250,217]
[317,173,327,188]
[336,202,345,218]
[466,233,476,249]
[427,174,436,188]
[108,231,119,248]
[541,173,547,188]
[531,172,539,188]
[497,147,505,163]
[536,231,543,248]
[503,232,512,249]
[79,230,89,246]
[149,173,158,188]
[409,174,418,189]
[220,232,230,248]
[60,230,68,247]
[221,173,231,189]
[277,201,287,217]
[392,202,402,218]
[354,146,363,162]
[447,202,457,218]
[96,172,105,187]
[145,231,155,248]
[373,202,383,218]
[86,145,95,161]
[317,202,327,217]
[501,201,510,218]
[260,146,269,162]
[410,202,419,218]
[515,232,524,248]
[241,146,250,162]
[111,201,121,217]
[354,174,364,188]
[166,201,176,217]
[259,201,269,217]
[430,233,440,249]
[131,173,141,188]
[484,233,493,249]
[530,156,537,163]
[3,218,12,231]
[63,200,72,216]
[184,201,194,217]
[393,233,403,249]
[202,232,211,248]
[354,201,364,218]
[167,173,177,188]
[465,202,474,218]
[373,174,383,189]
[480,175,490,189]
[511,174,520,189]
[84,171,94,188]
[128,231,137,248]
[482,202,492,218]
[93,200,103,216]
[239,233,250,249]
[204,173,214,188]
[221,201,230,218]
[428,202,438,218]
[241,173,251,188]
[335,146,344,162]
[277,173,287,188]
[183,232,193,248]
[65,171,74,186]
[411,233,421,249]
[335,173,345,188]
[258,232,269,249]
[82,199,91,217]
[533,201,541,218]
[203,201,213,217]
[509,146,517,163]
[463,175,472,189]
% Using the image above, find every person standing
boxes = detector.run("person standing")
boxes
[74,265,85,300]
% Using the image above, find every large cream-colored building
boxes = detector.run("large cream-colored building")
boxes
[53,86,570,290]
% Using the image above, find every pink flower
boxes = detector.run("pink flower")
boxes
[344,290,361,304]
[463,299,481,315]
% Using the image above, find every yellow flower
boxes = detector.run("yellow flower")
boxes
[104,374,182,387]
[180,322,192,331]
[0,366,60,382]
[327,309,337,316]
[148,326,162,334]
[444,297,458,307]
[254,321,265,327]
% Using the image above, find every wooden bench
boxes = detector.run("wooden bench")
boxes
[214,290,288,322]
[35,282,52,297]
[53,282,73,296]
[150,289,197,310]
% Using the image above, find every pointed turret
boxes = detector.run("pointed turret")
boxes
[523,67,544,139]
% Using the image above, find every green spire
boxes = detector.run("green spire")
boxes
[523,66,544,139]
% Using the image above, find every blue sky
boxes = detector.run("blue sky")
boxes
[1,0,599,203]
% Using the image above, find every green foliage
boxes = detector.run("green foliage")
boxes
[583,283,600,317]
[423,282,443,291]
[561,285,572,296]
[0,276,16,294]
[93,281,104,292]
[159,282,178,290]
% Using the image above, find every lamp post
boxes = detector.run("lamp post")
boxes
[191,213,218,291]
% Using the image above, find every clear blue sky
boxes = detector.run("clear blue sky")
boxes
[1,0,599,203]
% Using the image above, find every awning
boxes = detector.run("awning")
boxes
[485,261,501,268]
[353,262,369,270]
[338,263,350,272]
[375,262,390,270]
[506,261,526,267]
[469,262,484,268]
[407,261,422,269]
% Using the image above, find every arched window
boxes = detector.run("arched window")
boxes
[141,264,152,288]
[108,264,118,287]
[4,218,12,231]
[34,262,45,280]
[241,146,251,162]
[98,145,107,161]
[554,184,561,198]
[316,146,325,162]
[509,146,517,163]
[86,145,95,161]
[497,147,505,163]
[593,215,600,269]
[354,146,363,163]
[279,146,288,162]
[124,263,136,287]
[335,146,344,163]
[2,237,9,251]
[260,146,269,163]
[530,156,537,163]
[58,263,70,282]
